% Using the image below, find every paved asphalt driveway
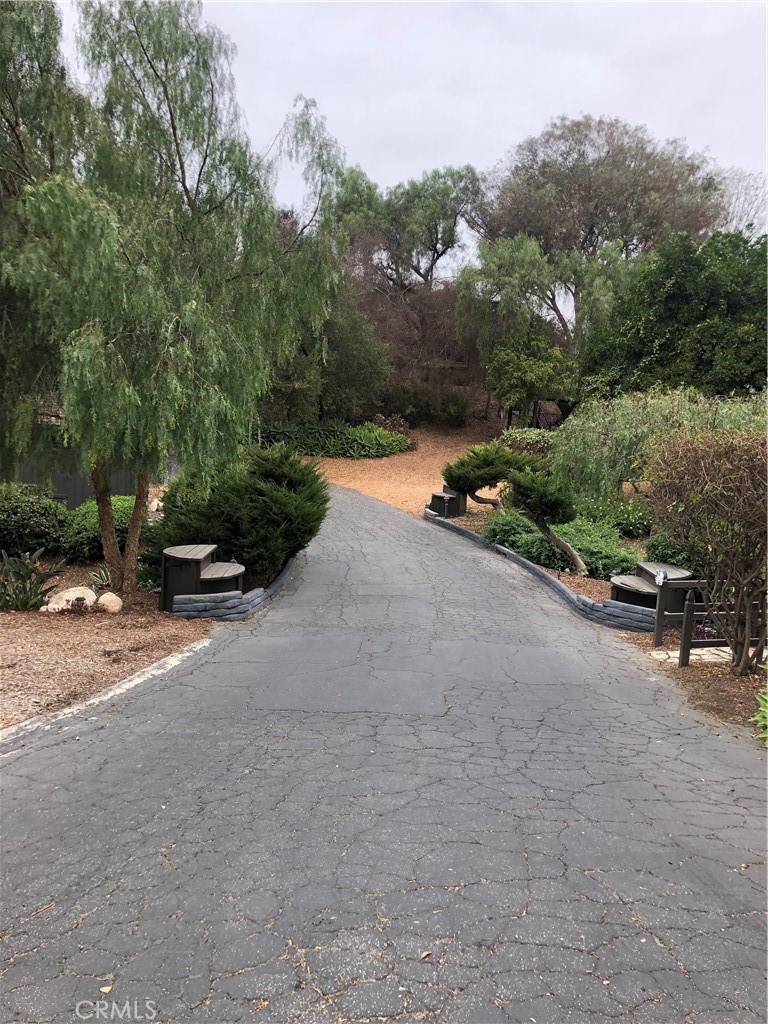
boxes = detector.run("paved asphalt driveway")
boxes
[1,488,765,1024]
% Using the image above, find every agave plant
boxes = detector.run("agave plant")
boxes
[89,562,112,591]
[0,549,66,611]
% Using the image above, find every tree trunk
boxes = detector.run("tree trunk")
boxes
[92,468,124,591]
[468,490,500,510]
[534,519,588,576]
[121,473,150,608]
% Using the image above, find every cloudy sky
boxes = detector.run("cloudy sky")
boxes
[59,1,766,205]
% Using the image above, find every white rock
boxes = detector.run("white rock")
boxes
[96,592,123,614]
[41,589,98,610]
[40,586,98,613]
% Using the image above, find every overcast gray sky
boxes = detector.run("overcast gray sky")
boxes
[59,1,767,206]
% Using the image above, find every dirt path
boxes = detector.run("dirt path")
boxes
[317,423,499,516]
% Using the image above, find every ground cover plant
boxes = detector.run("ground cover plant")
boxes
[483,510,635,580]
[259,421,411,459]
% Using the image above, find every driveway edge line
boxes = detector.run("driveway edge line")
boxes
[0,638,212,749]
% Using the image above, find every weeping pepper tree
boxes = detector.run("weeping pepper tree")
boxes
[2,0,343,602]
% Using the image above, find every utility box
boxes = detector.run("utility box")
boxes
[428,490,467,518]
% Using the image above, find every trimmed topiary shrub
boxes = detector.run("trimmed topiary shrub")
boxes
[442,443,540,507]
[483,512,636,580]
[259,421,410,458]
[0,483,70,557]
[143,446,329,589]
[63,496,136,562]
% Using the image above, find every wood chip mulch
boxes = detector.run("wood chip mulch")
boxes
[0,563,211,730]
[622,629,765,731]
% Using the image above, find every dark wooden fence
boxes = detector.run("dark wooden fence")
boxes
[5,462,136,510]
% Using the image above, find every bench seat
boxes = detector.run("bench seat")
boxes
[200,562,245,581]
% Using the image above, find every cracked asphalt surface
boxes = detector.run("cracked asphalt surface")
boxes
[1,487,766,1024]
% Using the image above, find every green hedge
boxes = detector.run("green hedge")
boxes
[500,428,554,457]
[142,446,329,589]
[483,511,636,580]
[63,496,136,562]
[0,483,70,557]
[259,420,410,458]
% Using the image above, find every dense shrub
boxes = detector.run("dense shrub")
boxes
[0,483,70,556]
[63,496,136,562]
[550,387,766,500]
[751,684,768,748]
[259,421,410,458]
[644,531,693,568]
[385,384,470,428]
[483,512,636,580]
[144,446,329,588]
[647,429,767,674]
[577,496,653,538]
[500,428,554,458]
[482,507,540,551]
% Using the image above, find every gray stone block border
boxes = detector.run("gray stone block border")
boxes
[423,509,654,632]
[172,556,296,621]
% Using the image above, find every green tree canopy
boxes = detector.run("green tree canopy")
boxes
[483,114,724,256]
[582,231,767,395]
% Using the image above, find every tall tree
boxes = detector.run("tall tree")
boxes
[336,165,482,383]
[716,168,767,239]
[2,0,343,600]
[0,1,92,467]
[482,114,724,256]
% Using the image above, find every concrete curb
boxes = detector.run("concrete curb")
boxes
[171,556,297,621]
[423,509,654,633]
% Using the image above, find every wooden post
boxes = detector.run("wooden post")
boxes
[653,582,668,648]
[678,591,696,668]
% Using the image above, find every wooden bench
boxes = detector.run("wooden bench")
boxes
[610,574,658,608]
[159,544,245,611]
[653,577,707,647]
